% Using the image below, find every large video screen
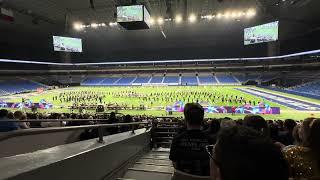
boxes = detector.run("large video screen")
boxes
[244,21,279,45]
[117,5,143,22]
[143,6,151,27]
[53,36,82,52]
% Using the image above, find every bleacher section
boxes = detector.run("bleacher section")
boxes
[181,76,198,85]
[235,74,260,83]
[149,77,163,83]
[260,74,278,82]
[133,77,151,84]
[163,76,179,84]
[81,77,106,85]
[101,77,120,85]
[216,75,239,84]
[81,75,244,86]
[115,77,136,86]
[0,79,47,95]
[289,81,320,97]
[198,76,218,85]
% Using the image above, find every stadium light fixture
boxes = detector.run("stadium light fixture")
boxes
[217,13,222,19]
[224,12,231,19]
[157,17,164,25]
[73,22,84,31]
[101,23,106,27]
[175,15,183,23]
[91,23,98,28]
[246,9,256,18]
[149,17,155,25]
[188,13,196,23]
[231,12,237,18]
[207,15,213,20]
[236,12,243,18]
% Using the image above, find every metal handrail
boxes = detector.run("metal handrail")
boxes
[0,122,150,143]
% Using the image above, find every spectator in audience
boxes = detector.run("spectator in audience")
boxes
[0,109,19,132]
[207,126,289,180]
[108,112,119,134]
[41,113,64,127]
[243,115,269,137]
[292,124,303,145]
[170,103,210,177]
[276,120,284,131]
[269,122,281,143]
[122,114,133,132]
[279,119,297,145]
[220,120,236,128]
[7,111,15,120]
[18,114,30,129]
[28,113,41,128]
[206,119,221,144]
[283,118,320,179]
[13,111,24,121]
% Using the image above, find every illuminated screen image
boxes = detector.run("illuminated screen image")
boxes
[117,5,143,22]
[53,36,82,52]
[244,21,279,45]
[143,6,151,26]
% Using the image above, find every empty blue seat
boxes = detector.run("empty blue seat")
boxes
[216,75,238,84]
[290,81,320,96]
[198,76,217,84]
[163,77,179,83]
[133,77,151,84]
[116,77,136,85]
[149,77,163,83]
[181,76,198,85]
[0,80,46,95]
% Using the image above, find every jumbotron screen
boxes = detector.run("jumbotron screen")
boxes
[53,36,82,52]
[117,5,144,22]
[244,21,279,45]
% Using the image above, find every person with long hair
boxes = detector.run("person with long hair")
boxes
[283,118,320,179]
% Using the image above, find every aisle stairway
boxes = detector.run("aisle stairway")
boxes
[119,148,173,180]
[117,120,182,180]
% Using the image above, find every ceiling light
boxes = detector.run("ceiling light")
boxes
[149,18,155,25]
[224,12,231,19]
[91,23,98,28]
[188,14,196,23]
[231,12,237,18]
[73,22,84,31]
[217,13,222,19]
[246,9,256,18]
[237,12,243,18]
[157,17,164,25]
[175,15,183,23]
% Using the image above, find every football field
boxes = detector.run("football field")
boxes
[2,86,320,120]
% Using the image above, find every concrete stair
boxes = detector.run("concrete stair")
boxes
[121,148,172,180]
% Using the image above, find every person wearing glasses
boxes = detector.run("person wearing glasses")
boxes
[169,103,212,179]
[206,126,289,180]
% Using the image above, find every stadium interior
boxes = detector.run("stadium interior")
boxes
[0,0,320,180]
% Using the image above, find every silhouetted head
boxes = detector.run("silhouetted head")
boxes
[184,103,204,128]
[210,126,289,180]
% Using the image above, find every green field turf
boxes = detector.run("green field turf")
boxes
[5,86,320,120]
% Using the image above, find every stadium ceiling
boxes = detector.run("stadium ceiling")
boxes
[1,0,320,27]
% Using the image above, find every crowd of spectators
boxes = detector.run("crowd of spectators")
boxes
[168,103,320,180]
[0,109,150,140]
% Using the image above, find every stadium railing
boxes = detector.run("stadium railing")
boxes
[0,120,151,143]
